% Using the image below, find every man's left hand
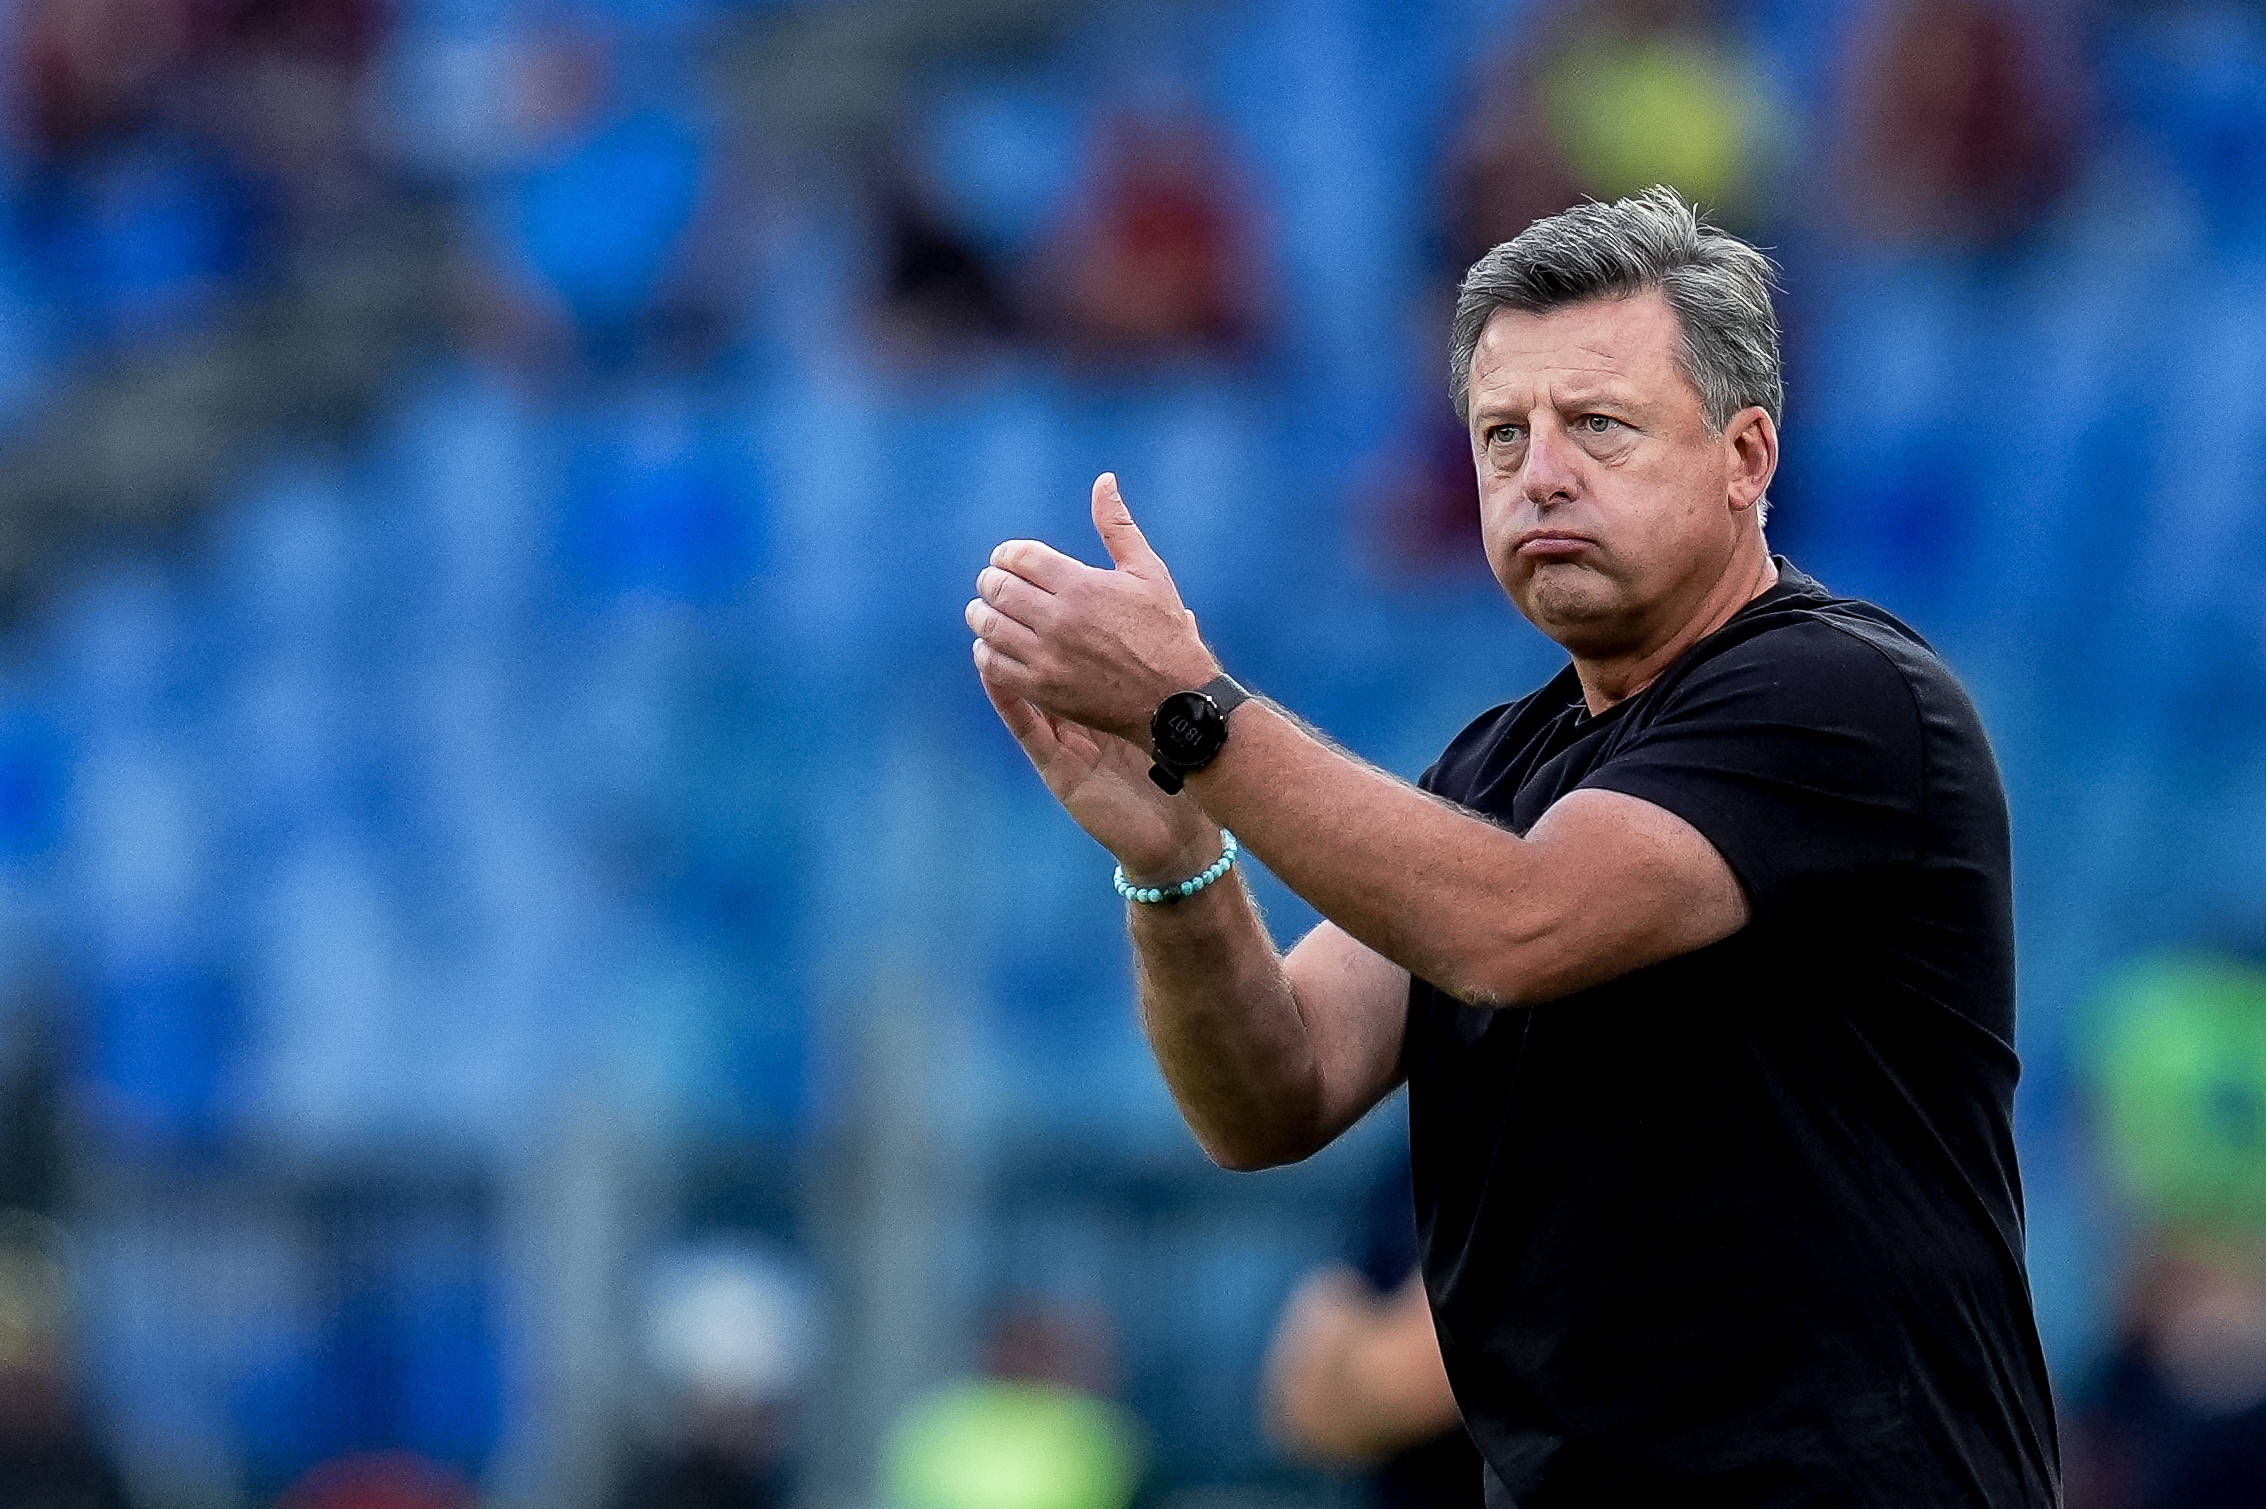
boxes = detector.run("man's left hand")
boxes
[968,473,1219,746]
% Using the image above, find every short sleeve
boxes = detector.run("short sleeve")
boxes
[1577,624,1924,917]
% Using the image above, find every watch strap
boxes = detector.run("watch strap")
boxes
[1198,673,1249,722]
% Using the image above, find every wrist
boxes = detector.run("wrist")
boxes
[1115,647,1222,745]
[1115,831,1238,905]
[1118,829,1228,890]
[1146,671,1250,794]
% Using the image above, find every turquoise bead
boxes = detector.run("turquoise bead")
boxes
[1113,830,1239,906]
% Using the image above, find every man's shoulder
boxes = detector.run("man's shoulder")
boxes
[1636,575,2004,820]
[1663,574,1964,728]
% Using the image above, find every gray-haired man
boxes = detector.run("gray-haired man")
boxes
[966,187,2060,1506]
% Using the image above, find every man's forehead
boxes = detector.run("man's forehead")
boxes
[1467,291,1685,398]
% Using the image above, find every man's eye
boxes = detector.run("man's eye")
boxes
[1581,414,1620,434]
[1489,425,1522,444]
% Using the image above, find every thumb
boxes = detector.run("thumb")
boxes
[1091,472,1164,575]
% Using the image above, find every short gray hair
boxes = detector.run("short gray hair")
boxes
[1449,186,1783,436]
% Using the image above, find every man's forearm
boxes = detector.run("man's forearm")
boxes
[1127,870,1327,1171]
[1188,701,1533,1004]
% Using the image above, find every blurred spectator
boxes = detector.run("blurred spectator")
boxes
[881,1301,1143,1509]
[871,164,1023,361]
[19,0,197,153]
[1261,1150,1476,1507]
[1033,107,1266,364]
[1441,62,1582,278]
[10,0,395,367]
[611,1243,818,1509]
[2066,955,2266,1508]
[1537,2,1776,218]
[0,1209,137,1509]
[177,0,392,239]
[2088,956,2266,1237]
[21,0,389,210]
[1832,0,2086,246]
[2064,1238,2266,1509]
[1442,0,1779,273]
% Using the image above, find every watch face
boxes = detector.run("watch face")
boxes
[1153,691,1226,766]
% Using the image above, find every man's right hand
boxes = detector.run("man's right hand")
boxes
[974,659,1222,885]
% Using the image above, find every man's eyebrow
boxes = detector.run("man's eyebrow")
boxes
[1551,385,1643,410]
[1470,386,1644,424]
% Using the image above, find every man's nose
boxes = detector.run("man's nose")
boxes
[1521,423,1581,509]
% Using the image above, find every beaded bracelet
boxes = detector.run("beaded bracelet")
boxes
[1114,831,1239,905]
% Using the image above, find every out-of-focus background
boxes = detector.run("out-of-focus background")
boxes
[0,0,2265,1505]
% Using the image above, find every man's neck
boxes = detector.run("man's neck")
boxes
[1574,543,1779,715]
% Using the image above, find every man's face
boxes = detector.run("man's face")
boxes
[1465,290,1766,658]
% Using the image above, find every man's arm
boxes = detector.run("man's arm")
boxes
[1184,702,1749,1007]
[1129,876,1408,1171]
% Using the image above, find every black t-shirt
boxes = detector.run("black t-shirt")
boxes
[1404,562,2060,1508]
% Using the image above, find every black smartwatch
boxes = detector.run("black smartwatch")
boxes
[1148,674,1250,793]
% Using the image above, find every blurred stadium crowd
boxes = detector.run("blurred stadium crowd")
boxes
[0,0,2262,1505]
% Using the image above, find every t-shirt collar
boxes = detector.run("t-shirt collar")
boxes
[1558,555,1821,723]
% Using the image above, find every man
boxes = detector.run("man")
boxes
[965,187,2060,1506]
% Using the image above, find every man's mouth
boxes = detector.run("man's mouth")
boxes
[1514,532,1595,560]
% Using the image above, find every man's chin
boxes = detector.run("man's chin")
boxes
[1508,568,1626,643]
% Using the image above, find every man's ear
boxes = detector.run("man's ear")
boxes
[1725,406,1778,513]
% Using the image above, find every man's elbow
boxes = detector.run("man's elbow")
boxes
[1434,942,1534,1010]
[1458,895,1621,1006]
[1439,930,1560,1010]
[1198,1124,1327,1173]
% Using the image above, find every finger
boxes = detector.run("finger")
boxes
[1090,472,1164,576]
[988,538,1083,593]
[972,637,1042,706]
[964,596,1044,662]
[975,566,1054,628]
[975,646,1071,762]
[977,651,1057,753]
